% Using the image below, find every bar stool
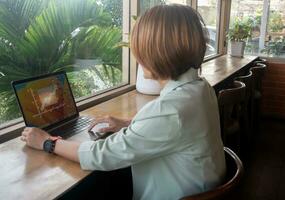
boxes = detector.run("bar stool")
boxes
[250,63,267,132]
[235,71,254,155]
[253,58,267,66]
[218,81,246,155]
[251,63,267,98]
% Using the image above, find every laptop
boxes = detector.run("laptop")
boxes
[12,71,93,138]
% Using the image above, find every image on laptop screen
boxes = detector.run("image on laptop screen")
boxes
[13,73,77,128]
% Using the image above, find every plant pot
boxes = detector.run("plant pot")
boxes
[230,41,246,57]
[136,64,161,95]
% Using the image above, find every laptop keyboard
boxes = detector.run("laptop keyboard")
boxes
[50,116,93,138]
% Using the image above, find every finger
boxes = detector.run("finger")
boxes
[88,121,97,131]
[104,115,112,120]
[23,128,33,134]
[23,128,29,133]
[22,129,29,136]
[88,118,109,131]
[20,136,26,142]
[99,127,115,133]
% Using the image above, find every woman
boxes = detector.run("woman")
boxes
[21,4,226,200]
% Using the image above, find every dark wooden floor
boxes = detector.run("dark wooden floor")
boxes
[231,119,285,200]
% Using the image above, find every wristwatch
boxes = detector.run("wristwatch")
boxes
[43,136,62,153]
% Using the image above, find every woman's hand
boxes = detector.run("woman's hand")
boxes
[88,115,131,133]
[21,127,50,150]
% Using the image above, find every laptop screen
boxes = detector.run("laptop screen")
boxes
[13,72,78,129]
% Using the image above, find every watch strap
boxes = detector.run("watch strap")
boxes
[43,136,62,153]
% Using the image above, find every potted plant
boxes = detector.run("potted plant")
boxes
[228,19,252,57]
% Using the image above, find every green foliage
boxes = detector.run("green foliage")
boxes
[0,0,123,124]
[0,92,21,124]
[228,18,252,42]
[100,0,122,27]
[0,0,49,41]
[140,0,166,14]
[269,11,284,32]
[72,25,122,66]
[242,14,261,30]
[261,37,285,56]
[67,66,122,98]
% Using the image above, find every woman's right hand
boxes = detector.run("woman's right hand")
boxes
[88,115,131,133]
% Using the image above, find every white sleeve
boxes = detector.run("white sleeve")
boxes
[78,114,180,171]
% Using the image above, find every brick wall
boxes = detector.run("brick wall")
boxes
[262,62,285,118]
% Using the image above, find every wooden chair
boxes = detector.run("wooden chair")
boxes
[250,63,267,99]
[253,58,267,66]
[218,81,246,154]
[235,71,254,155]
[250,63,267,131]
[180,147,244,200]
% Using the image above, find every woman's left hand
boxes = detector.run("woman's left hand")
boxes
[21,127,50,150]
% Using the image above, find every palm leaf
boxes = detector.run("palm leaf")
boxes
[73,25,122,68]
[0,0,111,122]
[0,0,47,43]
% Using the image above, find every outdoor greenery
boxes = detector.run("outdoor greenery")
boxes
[228,18,252,42]
[261,36,285,56]
[140,0,166,14]
[0,0,123,125]
[269,11,284,32]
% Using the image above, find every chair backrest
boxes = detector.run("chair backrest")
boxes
[250,63,267,92]
[180,147,244,200]
[218,81,246,107]
[235,71,253,104]
[253,58,267,66]
[218,81,246,151]
[218,81,246,133]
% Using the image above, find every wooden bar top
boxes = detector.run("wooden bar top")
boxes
[0,55,258,200]
[201,55,258,87]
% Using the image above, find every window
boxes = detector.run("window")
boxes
[265,0,285,58]
[0,0,130,127]
[197,0,220,57]
[229,0,285,58]
[140,0,221,58]
[140,0,191,15]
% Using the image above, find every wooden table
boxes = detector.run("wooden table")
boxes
[0,55,258,200]
[201,55,258,90]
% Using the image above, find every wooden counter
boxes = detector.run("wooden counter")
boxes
[201,55,258,90]
[0,55,258,200]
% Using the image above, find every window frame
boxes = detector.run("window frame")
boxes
[196,0,221,58]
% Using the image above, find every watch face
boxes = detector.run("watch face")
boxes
[44,140,54,153]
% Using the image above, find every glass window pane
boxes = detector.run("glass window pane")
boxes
[140,0,191,14]
[197,0,220,57]
[265,0,285,58]
[229,0,285,58]
[229,0,264,55]
[0,0,129,127]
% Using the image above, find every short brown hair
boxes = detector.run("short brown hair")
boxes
[130,4,208,80]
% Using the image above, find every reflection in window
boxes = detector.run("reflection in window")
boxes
[0,0,128,126]
[197,0,220,57]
